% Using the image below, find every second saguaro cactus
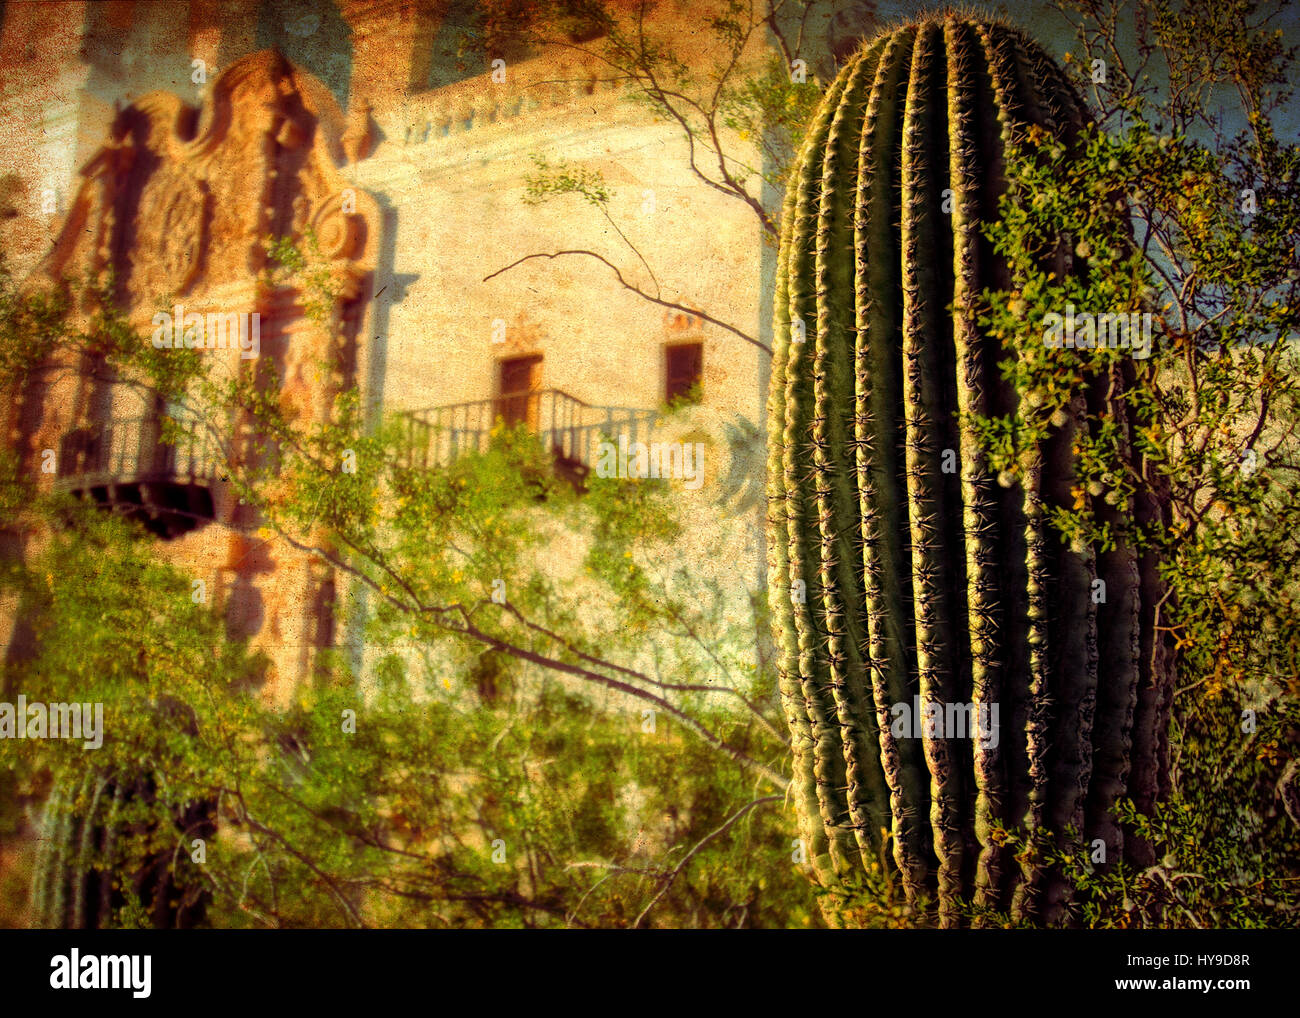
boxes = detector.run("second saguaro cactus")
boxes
[30,765,215,929]
[766,14,1173,926]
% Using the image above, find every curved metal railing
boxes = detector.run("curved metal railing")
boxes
[54,416,224,489]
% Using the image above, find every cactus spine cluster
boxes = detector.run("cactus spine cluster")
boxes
[766,15,1173,926]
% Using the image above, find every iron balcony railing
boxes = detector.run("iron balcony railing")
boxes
[55,415,224,489]
[54,391,657,490]
[397,389,659,471]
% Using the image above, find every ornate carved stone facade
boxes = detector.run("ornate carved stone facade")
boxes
[7,47,383,702]
[0,0,864,927]
[0,0,840,711]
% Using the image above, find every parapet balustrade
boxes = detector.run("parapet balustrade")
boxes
[391,52,623,149]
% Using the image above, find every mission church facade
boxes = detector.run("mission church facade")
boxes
[0,0,873,926]
[0,0,860,696]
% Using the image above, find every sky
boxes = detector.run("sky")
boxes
[872,0,1300,139]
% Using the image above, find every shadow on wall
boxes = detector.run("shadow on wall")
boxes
[256,0,353,110]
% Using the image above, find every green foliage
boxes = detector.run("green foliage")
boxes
[720,51,825,195]
[660,380,704,413]
[267,230,349,328]
[522,154,612,208]
[0,455,813,927]
[0,234,811,927]
[968,0,1300,926]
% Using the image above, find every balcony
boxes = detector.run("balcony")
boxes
[396,389,659,487]
[51,391,657,536]
[53,417,222,538]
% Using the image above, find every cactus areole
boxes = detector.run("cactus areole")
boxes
[765,15,1174,926]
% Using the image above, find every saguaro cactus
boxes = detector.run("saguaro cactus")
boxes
[30,765,215,929]
[30,699,215,929]
[766,14,1173,926]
